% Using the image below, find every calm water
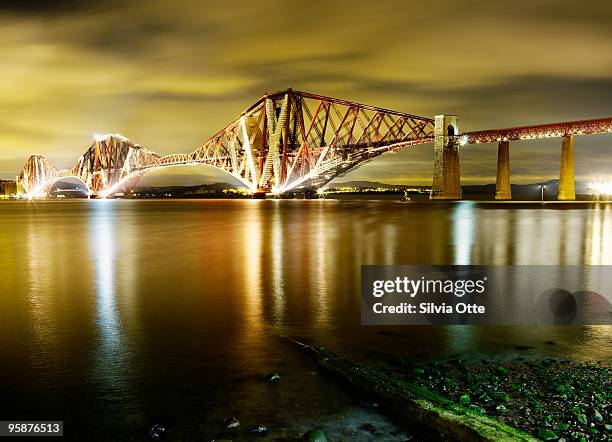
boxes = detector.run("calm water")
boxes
[0,199,611,440]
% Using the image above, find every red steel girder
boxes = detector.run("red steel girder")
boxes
[456,117,612,145]
[18,89,435,195]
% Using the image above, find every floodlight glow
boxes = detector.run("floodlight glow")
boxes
[588,179,612,196]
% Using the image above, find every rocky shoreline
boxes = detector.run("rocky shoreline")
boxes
[149,348,610,441]
[397,357,611,441]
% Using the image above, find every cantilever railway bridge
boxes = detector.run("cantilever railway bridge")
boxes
[15,89,612,200]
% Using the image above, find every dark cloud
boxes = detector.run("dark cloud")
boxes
[0,0,610,185]
[0,0,114,15]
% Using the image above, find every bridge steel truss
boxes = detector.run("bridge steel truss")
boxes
[455,117,612,145]
[16,89,435,197]
[191,89,434,193]
[71,135,162,194]
[17,155,60,196]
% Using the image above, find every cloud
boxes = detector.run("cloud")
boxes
[0,0,610,184]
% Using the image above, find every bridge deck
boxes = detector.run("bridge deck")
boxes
[458,117,612,144]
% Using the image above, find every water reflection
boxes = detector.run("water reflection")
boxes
[25,211,59,371]
[271,202,285,322]
[585,204,612,264]
[313,202,330,328]
[241,201,264,337]
[92,202,119,345]
[89,201,130,398]
[1,199,611,439]
[452,202,475,265]
[451,205,612,266]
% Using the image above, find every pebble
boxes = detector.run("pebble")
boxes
[360,423,376,434]
[148,424,166,440]
[593,409,603,423]
[224,417,240,430]
[249,425,268,434]
[264,373,281,382]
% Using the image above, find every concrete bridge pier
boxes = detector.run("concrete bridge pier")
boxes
[431,115,462,199]
[495,140,512,200]
[557,134,576,200]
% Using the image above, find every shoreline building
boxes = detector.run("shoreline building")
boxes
[0,180,17,197]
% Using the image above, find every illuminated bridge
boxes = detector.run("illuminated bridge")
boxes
[15,89,612,200]
[16,89,434,198]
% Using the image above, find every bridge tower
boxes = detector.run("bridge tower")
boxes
[557,134,575,200]
[432,115,462,199]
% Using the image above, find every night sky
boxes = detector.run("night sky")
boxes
[0,0,610,185]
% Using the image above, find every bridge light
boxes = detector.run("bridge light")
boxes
[459,135,468,146]
[93,133,105,142]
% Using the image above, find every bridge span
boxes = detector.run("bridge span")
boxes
[14,89,612,200]
[437,117,612,200]
[17,89,434,198]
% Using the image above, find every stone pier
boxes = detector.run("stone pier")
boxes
[557,134,575,200]
[431,115,462,199]
[495,140,511,200]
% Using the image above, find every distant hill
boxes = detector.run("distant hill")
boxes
[132,182,245,197]
[329,179,594,200]
[330,181,425,189]
[332,179,591,190]
[128,179,595,200]
[463,179,592,197]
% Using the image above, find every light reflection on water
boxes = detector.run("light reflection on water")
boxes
[0,199,611,439]
[452,202,476,265]
[92,201,120,354]
[241,201,265,341]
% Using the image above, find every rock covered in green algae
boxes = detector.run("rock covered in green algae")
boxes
[496,365,509,375]
[459,394,470,406]
[537,428,558,440]
[396,356,612,441]
[552,422,569,431]
[301,429,327,442]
